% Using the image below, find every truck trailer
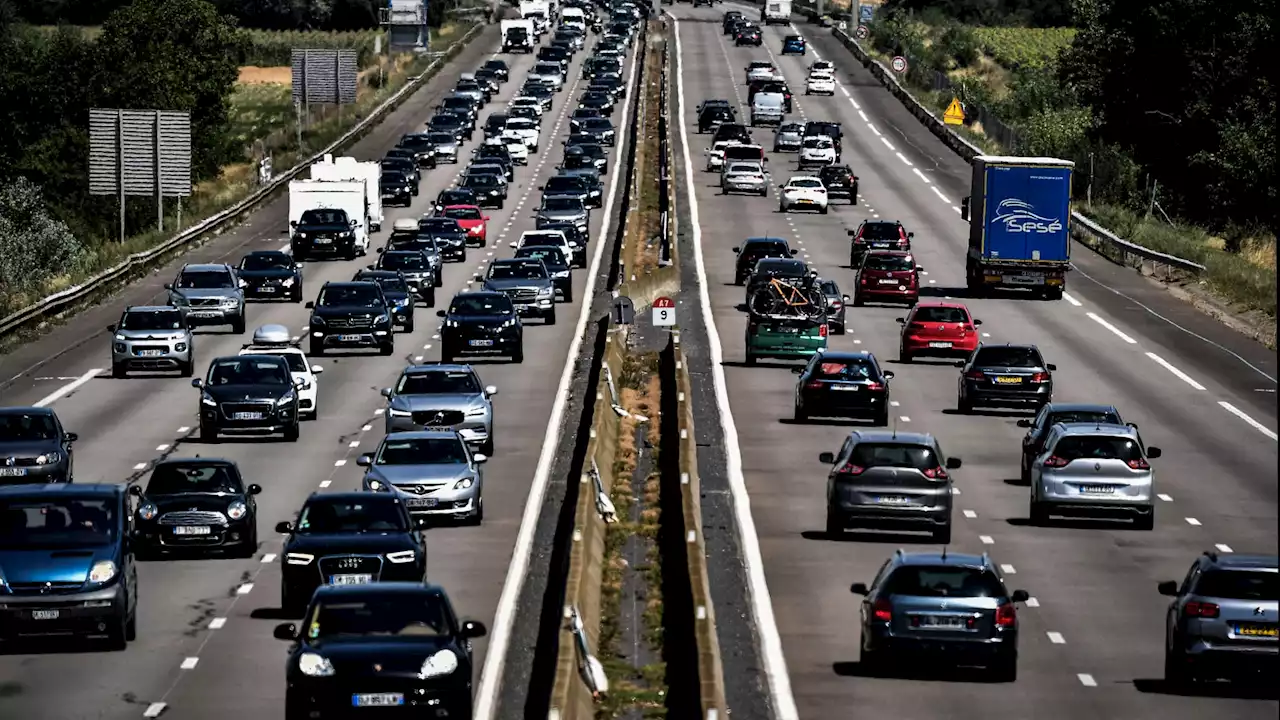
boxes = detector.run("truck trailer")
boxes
[501,18,535,52]
[309,154,382,232]
[762,0,792,24]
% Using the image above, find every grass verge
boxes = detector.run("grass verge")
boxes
[625,24,667,278]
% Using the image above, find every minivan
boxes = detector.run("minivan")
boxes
[751,92,786,127]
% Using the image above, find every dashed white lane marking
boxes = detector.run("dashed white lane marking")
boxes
[235,583,253,595]
[1158,493,1174,502]
[1000,564,1017,574]
[333,459,346,467]
[1219,401,1278,440]
[1047,632,1066,644]
[930,186,950,203]
[889,400,900,407]
[979,535,994,545]
[143,702,167,718]
[898,416,910,423]
[962,509,977,518]
[857,110,868,122]
[1146,352,1206,390]
[177,426,190,433]
[319,480,332,488]
[1077,673,1098,687]
[155,444,170,452]
[180,657,199,670]
[895,151,912,166]
[1185,517,1202,526]
[981,332,991,338]
[911,168,929,183]
[1086,312,1136,344]
[1025,597,1041,608]
[866,123,882,137]
[133,462,147,471]
[261,553,277,563]
[880,137,895,151]
[1215,543,1234,553]
[348,440,360,448]
[432,334,441,339]
[1062,292,1083,307]
[362,424,373,432]
[33,368,102,407]
[208,617,226,630]
[951,487,961,495]
[374,408,385,415]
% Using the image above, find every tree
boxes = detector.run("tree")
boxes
[0,177,84,301]
[881,0,1073,26]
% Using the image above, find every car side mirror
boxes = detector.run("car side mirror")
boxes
[460,619,488,638]
[381,388,394,398]
[907,232,915,239]
[850,582,869,595]
[731,247,740,253]
[275,521,294,534]
[273,623,298,641]
[883,371,895,379]
[1010,589,1030,603]
[973,318,983,325]
[790,367,803,374]
[190,379,203,388]
[1146,447,1162,459]
[350,219,358,227]
[163,283,174,290]
[248,484,263,495]
[1157,580,1179,596]
[128,484,143,496]
[290,220,299,228]
[436,310,447,318]
[106,323,117,332]
[484,216,491,221]
[304,301,315,309]
[375,247,384,254]
[954,361,966,368]
[510,242,518,248]
[818,451,835,464]
[311,365,324,374]
[916,265,924,272]
[1046,364,1057,371]
[485,385,498,396]
[356,455,372,467]
[473,453,488,463]
[946,457,963,469]
[1016,419,1033,428]
[473,274,484,282]
[65,432,79,443]
[895,317,905,324]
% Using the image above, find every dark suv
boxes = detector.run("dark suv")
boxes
[437,291,524,364]
[849,220,912,267]
[733,237,798,285]
[957,344,1055,413]
[819,430,959,542]
[193,354,302,442]
[1159,551,1278,684]
[818,165,858,204]
[850,550,1029,680]
[305,282,396,357]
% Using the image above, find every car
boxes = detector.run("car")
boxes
[773,122,805,152]
[274,583,486,718]
[193,354,302,441]
[746,61,776,84]
[1028,422,1161,528]
[375,250,437,306]
[733,236,797,285]
[437,291,524,364]
[723,11,745,34]
[854,250,922,306]
[722,161,769,196]
[483,112,509,139]
[239,324,325,419]
[696,98,735,117]
[793,351,894,424]
[736,25,763,45]
[803,120,844,155]
[429,112,471,141]
[395,133,439,167]
[779,176,829,213]
[438,204,490,247]
[131,457,262,558]
[475,258,557,324]
[236,250,304,304]
[382,364,497,454]
[897,302,982,362]
[805,72,835,95]
[529,62,565,91]
[809,59,835,76]
[750,90,786,126]
[698,105,735,134]
[570,106,604,132]
[781,34,806,55]
[748,80,793,111]
[514,245,573,302]
[536,196,590,233]
[353,269,416,333]
[275,492,428,614]
[385,226,445,283]
[290,206,365,260]
[1159,551,1278,684]
[713,122,752,146]
[745,257,811,301]
[816,278,849,334]
[849,219,912,266]
[453,80,487,106]
[438,95,478,128]
[532,223,589,268]
[359,430,487,524]
[468,159,513,183]
[798,135,837,169]
[0,483,138,647]
[0,407,77,483]
[482,58,509,82]
[459,172,507,208]
[1016,403,1126,482]
[849,550,1027,679]
[108,304,195,377]
[580,117,617,146]
[579,90,615,114]
[956,343,1055,413]
[472,142,516,170]
[425,131,461,164]
[305,282,395,357]
[818,164,858,204]
[417,217,469,263]
[542,174,600,208]
[381,153,422,188]
[165,263,246,334]
[502,117,541,152]
[473,68,501,93]
[522,82,556,110]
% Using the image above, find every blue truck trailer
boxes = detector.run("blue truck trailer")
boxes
[960,155,1074,300]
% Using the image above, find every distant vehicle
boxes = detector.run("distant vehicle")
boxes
[0,406,77,483]
[109,305,195,377]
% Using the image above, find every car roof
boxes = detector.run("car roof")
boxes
[404,363,476,375]
[913,301,969,310]
[977,342,1040,352]
[743,236,788,244]
[0,482,123,499]
[896,550,992,569]
[454,290,508,300]
[1202,552,1277,570]
[1052,422,1139,438]
[864,249,912,257]
[846,429,937,445]
[1044,402,1120,414]
[322,281,377,289]
[244,249,289,257]
[182,263,231,272]
[814,350,875,362]
[355,269,401,279]
[125,305,181,313]
[313,582,447,599]
[442,204,482,211]
[153,456,237,469]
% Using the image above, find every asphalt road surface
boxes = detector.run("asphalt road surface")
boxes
[667,5,1277,720]
[0,23,635,720]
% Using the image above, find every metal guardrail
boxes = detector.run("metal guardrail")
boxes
[0,22,485,340]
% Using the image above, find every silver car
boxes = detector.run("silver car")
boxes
[1029,423,1162,529]
[774,122,804,152]
[722,162,768,196]
[165,263,246,333]
[358,430,486,524]
[382,364,497,454]
[535,196,589,233]
[426,131,460,164]
[109,305,195,377]
[477,258,556,324]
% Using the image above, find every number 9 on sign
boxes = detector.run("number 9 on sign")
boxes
[652,296,676,327]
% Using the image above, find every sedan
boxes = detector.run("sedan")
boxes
[957,344,1055,413]
[359,430,486,524]
[779,176,829,214]
[793,351,894,424]
[722,162,768,196]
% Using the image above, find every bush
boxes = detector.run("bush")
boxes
[936,24,981,69]
[238,29,385,69]
[0,178,84,304]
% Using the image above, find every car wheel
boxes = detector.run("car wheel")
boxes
[931,524,952,544]
[824,508,842,536]
[512,345,524,363]
[236,527,259,559]
[875,409,890,426]
[900,348,912,363]
[124,605,137,642]
[745,352,756,366]
[284,423,300,442]
[545,309,557,325]
[1029,501,1050,526]
[562,289,574,303]
[112,364,127,379]
[1164,647,1193,685]
[832,323,845,336]
[1018,455,1029,483]
[104,615,128,651]
[403,317,415,333]
[199,423,217,443]
[793,401,808,422]
[466,499,484,526]
[958,395,973,413]
[435,270,443,287]
[232,316,246,335]
[819,205,829,215]
[379,341,395,356]
[1133,510,1155,531]
[425,292,436,308]
[179,360,194,378]
[853,293,864,307]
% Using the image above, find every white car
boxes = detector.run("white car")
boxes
[809,60,834,77]
[510,96,544,118]
[238,324,324,420]
[798,135,837,168]
[510,229,575,263]
[502,117,541,152]
[746,61,778,84]
[704,140,742,171]
[805,73,835,95]
[779,176,829,214]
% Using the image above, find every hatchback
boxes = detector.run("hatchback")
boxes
[898,303,981,362]
[1029,423,1161,529]
[855,251,922,306]
[792,351,893,423]
[1016,403,1126,482]
[849,220,912,266]
[733,237,797,284]
[781,35,806,55]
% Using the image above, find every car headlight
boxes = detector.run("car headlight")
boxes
[374,314,391,325]
[386,550,417,564]
[285,553,315,565]
[221,297,239,307]
[537,287,553,297]
[114,334,127,342]
[88,560,117,584]
[446,320,459,328]
[501,319,516,328]
[367,478,388,492]
[299,652,336,677]
[138,503,158,521]
[282,278,295,288]
[201,392,218,407]
[453,476,475,490]
[175,342,188,353]
[35,452,61,465]
[418,649,459,679]
[340,231,354,239]
[276,392,297,407]
[388,408,411,417]
[555,270,570,278]
[227,501,248,520]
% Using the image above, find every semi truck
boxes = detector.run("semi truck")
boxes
[309,154,382,232]
[960,155,1073,300]
[762,0,792,24]
[501,18,535,52]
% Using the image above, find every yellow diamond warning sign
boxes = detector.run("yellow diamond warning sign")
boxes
[944,97,965,125]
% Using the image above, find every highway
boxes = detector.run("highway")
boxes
[667,5,1277,720]
[0,22,636,720]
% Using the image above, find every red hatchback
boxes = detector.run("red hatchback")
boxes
[439,204,489,247]
[854,251,921,306]
[898,302,983,362]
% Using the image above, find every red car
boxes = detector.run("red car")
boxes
[847,219,912,266]
[854,250,921,306]
[897,302,983,362]
[438,204,489,247]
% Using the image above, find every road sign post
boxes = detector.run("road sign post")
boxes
[891,56,909,74]
[854,24,869,39]
[652,296,676,327]
[88,108,192,242]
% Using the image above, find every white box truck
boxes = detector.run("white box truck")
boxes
[561,6,586,30]
[310,154,382,232]
[501,18,535,52]
[519,0,551,33]
[288,179,369,260]
[763,0,791,24]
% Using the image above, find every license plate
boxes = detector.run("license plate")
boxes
[405,498,438,508]
[330,574,373,585]
[188,311,218,318]
[352,693,404,707]
[0,468,27,477]
[874,496,911,504]
[1235,624,1277,637]
[381,193,394,198]
[878,279,897,284]
[994,376,1022,384]
[1078,485,1115,495]
[921,615,966,628]
[872,242,890,248]
[1004,275,1043,285]
[337,334,363,342]
[233,411,264,420]
[831,385,859,391]
[259,286,277,293]
[173,525,211,535]
[469,339,494,347]
[929,342,953,348]
[31,610,59,620]
[138,349,165,357]
[797,199,812,204]
[315,238,333,245]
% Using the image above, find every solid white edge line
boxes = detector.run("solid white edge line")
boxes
[667,13,800,720]
[1061,291,1082,307]
[1218,400,1278,441]
[1085,312,1137,344]
[472,35,643,720]
[33,368,103,407]
[1145,352,1206,390]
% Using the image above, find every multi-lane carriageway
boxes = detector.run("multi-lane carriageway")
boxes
[0,22,640,720]
[666,4,1277,720]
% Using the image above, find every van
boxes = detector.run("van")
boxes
[724,144,767,165]
[751,92,785,126]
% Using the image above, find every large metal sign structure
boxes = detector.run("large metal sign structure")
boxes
[291,49,360,105]
[380,0,431,53]
[88,108,192,242]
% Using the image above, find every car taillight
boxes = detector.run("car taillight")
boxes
[848,175,856,183]
[830,301,842,309]
[922,467,948,479]
[995,603,1017,627]
[837,463,866,475]
[964,370,985,381]
[1184,601,1219,618]
[961,324,974,334]
[1127,458,1151,470]
[805,381,824,389]
[864,381,883,391]
[1043,456,1069,468]
[872,598,892,622]
[1031,372,1051,383]
[819,324,828,337]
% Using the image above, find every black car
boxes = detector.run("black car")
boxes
[428,112,471,141]
[275,583,485,717]
[385,233,444,287]
[439,95,478,128]
[818,165,859,204]
[426,131,461,164]
[418,217,469,262]
[1016,403,1125,482]
[433,187,479,214]
[482,58,509,82]
[236,250,303,302]
[699,105,735,133]
[848,220,912,266]
[792,351,894,424]
[538,221,590,268]
[564,131,597,150]
[483,112,508,138]
[957,344,1056,413]
[579,117,616,146]
[379,169,415,208]
[276,492,427,614]
[746,257,811,299]
[578,90,614,113]
[131,457,262,557]
[375,251,438,306]
[733,237,798,285]
[473,68,500,94]
[541,174,593,206]
[193,354,301,441]
[595,71,627,98]
[0,406,76,484]
[395,133,438,168]
[570,107,604,132]
[459,172,506,208]
[538,45,571,66]
[437,292,524,364]
[305,282,396,357]
[354,269,417,332]
[735,26,762,46]
[514,246,573,302]
[291,208,359,261]
[472,142,514,169]
[804,120,843,156]
[566,143,608,173]
[381,154,422,188]
[712,122,752,146]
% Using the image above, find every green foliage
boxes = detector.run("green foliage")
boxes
[935,24,980,68]
[11,0,384,30]
[0,178,84,305]
[973,26,1074,69]
[880,0,1074,26]
[239,28,384,68]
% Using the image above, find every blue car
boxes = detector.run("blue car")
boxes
[782,35,806,55]
[0,483,139,648]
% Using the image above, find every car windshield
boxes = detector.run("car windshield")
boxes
[443,97,470,109]
[849,443,938,471]
[516,248,566,266]
[883,567,1006,598]
[860,223,902,241]
[974,347,1042,367]
[300,209,347,225]
[442,207,482,220]
[543,197,582,212]
[1051,435,1143,462]
[177,270,233,289]
[813,360,875,380]
[490,261,545,279]
[534,63,560,74]
[319,285,383,307]
[0,498,116,550]
[306,595,451,639]
[208,358,290,386]
[147,463,239,495]
[381,172,407,184]
[508,119,535,130]
[250,350,307,373]
[296,498,408,534]
[803,138,832,149]
[757,259,805,275]
[463,175,498,187]
[728,164,760,175]
[376,437,469,465]
[450,295,513,315]
[584,119,612,130]
[380,253,426,270]
[819,281,839,295]
[121,310,184,331]
[1048,410,1121,426]
[427,132,455,145]
[0,413,57,441]
[397,370,480,395]
[863,255,915,271]
[546,177,584,192]
[240,253,292,271]
[369,276,409,294]
[563,154,593,169]
[789,179,822,189]
[486,114,507,127]
[436,192,472,206]
[913,306,970,323]
[421,219,462,233]
[1194,570,1278,600]
[398,136,431,151]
